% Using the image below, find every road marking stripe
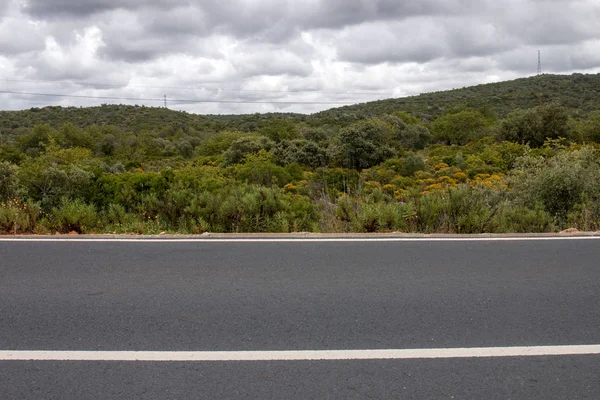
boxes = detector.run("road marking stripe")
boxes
[2,345,600,361]
[0,236,599,243]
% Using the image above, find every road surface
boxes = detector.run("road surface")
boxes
[1,237,599,399]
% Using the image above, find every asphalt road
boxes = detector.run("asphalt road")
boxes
[1,238,600,399]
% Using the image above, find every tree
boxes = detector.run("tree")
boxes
[18,124,55,156]
[224,136,275,165]
[196,131,253,156]
[397,124,432,150]
[58,123,94,150]
[573,110,600,143]
[500,104,571,147]
[431,109,495,145]
[336,121,396,170]
[512,147,600,217]
[259,118,299,142]
[273,140,329,167]
[0,161,21,201]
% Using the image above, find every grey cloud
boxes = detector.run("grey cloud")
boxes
[23,0,484,39]
[2,0,600,115]
[0,2,8,18]
[231,47,314,78]
[144,5,210,36]
[93,8,212,62]
[442,20,516,58]
[334,19,447,64]
[199,0,485,40]
[0,18,45,54]
[23,0,182,18]
[334,0,600,66]
[503,2,600,46]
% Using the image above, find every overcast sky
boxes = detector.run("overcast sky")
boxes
[1,0,600,114]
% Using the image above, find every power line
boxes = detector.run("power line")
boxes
[0,78,396,96]
[0,90,355,105]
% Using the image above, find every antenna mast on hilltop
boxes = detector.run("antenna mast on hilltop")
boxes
[164,94,167,108]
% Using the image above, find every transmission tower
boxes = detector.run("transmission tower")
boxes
[537,50,542,75]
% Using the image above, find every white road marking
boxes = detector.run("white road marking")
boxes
[2,345,600,361]
[0,236,599,242]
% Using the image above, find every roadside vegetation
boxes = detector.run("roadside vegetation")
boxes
[1,73,600,234]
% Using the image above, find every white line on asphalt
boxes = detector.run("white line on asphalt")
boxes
[2,345,600,361]
[0,236,600,242]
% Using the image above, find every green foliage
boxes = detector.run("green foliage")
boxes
[312,168,361,197]
[300,126,331,143]
[500,104,571,147]
[393,111,421,125]
[18,142,95,208]
[380,154,426,177]
[431,109,495,145]
[494,203,554,233]
[566,197,600,232]
[0,161,21,201]
[184,185,317,233]
[57,123,95,150]
[414,186,503,233]
[0,199,42,234]
[3,74,600,234]
[0,144,25,164]
[353,200,416,233]
[396,124,432,150]
[18,124,55,156]
[572,110,600,143]
[196,131,254,156]
[224,136,275,165]
[511,147,600,218]
[273,140,329,167]
[49,198,99,233]
[259,118,299,142]
[312,73,600,122]
[336,120,396,169]
[233,151,293,187]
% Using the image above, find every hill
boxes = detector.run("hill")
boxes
[312,73,600,123]
[1,73,599,135]
[0,103,310,138]
[0,104,216,136]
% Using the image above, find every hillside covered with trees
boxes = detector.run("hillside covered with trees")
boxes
[1,73,600,234]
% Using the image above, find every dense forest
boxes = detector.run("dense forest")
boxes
[1,73,600,234]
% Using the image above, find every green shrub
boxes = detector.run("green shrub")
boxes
[184,185,318,233]
[566,196,600,232]
[499,105,571,147]
[335,121,396,169]
[431,109,495,145]
[103,203,139,226]
[224,137,274,165]
[494,202,555,233]
[0,200,42,234]
[511,147,600,218]
[353,201,415,232]
[0,161,22,201]
[49,198,99,233]
[414,186,504,233]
